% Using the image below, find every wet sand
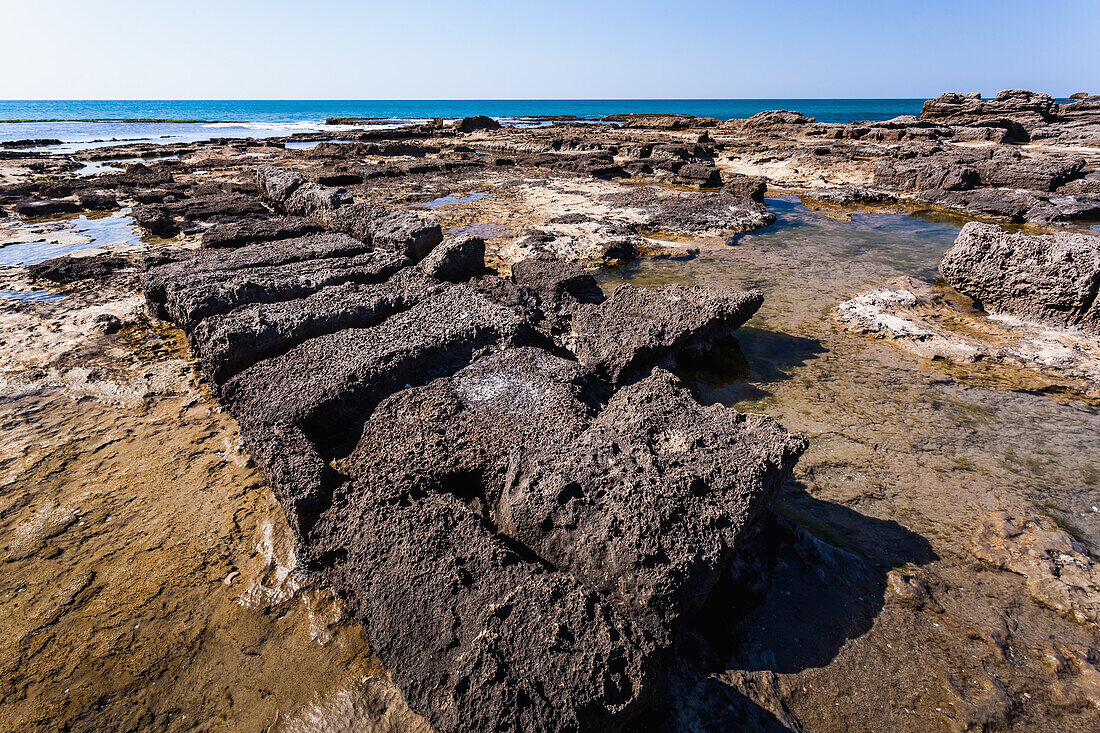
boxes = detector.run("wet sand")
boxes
[0,276,426,731]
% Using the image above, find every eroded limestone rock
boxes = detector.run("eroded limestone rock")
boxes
[940,222,1100,334]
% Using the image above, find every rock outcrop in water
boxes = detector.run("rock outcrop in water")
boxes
[140,198,805,730]
[940,222,1100,333]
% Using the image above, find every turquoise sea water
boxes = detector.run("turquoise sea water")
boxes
[0,99,928,151]
[0,99,926,125]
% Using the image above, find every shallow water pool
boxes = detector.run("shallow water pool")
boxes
[410,191,491,209]
[599,198,1100,548]
[0,212,145,267]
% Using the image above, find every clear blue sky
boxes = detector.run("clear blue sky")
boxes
[5,0,1097,99]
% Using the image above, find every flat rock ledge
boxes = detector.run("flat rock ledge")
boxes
[142,224,805,731]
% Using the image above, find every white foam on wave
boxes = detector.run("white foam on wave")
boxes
[200,119,433,133]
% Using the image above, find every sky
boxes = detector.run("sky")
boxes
[4,0,1098,99]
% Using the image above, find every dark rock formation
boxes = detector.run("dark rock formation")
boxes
[496,368,806,624]
[569,284,763,384]
[921,90,1057,125]
[673,162,723,187]
[804,187,897,206]
[511,254,605,332]
[940,222,1100,333]
[417,234,485,282]
[722,174,768,202]
[737,110,813,133]
[157,249,405,332]
[131,193,270,236]
[14,198,81,218]
[131,204,177,236]
[190,268,440,384]
[980,155,1086,192]
[603,186,775,236]
[0,138,62,149]
[76,189,118,210]
[872,158,980,192]
[28,253,137,283]
[142,232,380,315]
[141,225,803,731]
[454,115,502,132]
[255,166,443,259]
[201,216,321,248]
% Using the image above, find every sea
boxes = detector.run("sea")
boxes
[0,99,927,153]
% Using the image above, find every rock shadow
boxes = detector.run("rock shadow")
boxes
[700,480,938,675]
[681,327,827,404]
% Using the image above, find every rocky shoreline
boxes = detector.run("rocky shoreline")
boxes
[1,91,1099,730]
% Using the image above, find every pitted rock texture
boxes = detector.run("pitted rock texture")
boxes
[142,213,804,731]
[497,369,807,625]
[255,165,443,259]
[201,216,321,248]
[569,283,764,384]
[940,222,1100,334]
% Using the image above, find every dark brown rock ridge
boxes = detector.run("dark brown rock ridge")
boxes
[141,215,805,730]
[255,166,444,260]
[940,222,1100,334]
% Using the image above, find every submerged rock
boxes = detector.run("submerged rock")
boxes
[973,512,1100,628]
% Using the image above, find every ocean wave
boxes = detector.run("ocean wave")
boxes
[200,120,432,132]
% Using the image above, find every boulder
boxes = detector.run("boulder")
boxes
[284,182,352,218]
[256,165,306,204]
[568,283,763,384]
[417,234,486,282]
[511,254,605,332]
[497,369,807,623]
[673,163,723,187]
[309,477,660,733]
[722,174,768,202]
[132,204,177,236]
[454,115,502,132]
[940,222,1100,333]
[76,190,118,210]
[368,209,444,260]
